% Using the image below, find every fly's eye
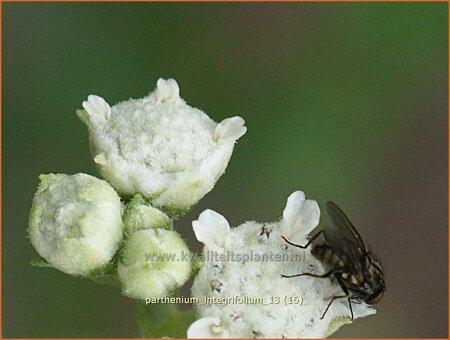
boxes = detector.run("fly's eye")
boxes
[366,291,384,305]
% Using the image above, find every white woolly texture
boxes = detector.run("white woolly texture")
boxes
[189,191,376,338]
[28,173,123,276]
[78,78,247,213]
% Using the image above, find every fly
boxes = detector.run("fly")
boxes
[281,201,385,320]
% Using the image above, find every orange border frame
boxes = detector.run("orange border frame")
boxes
[0,0,448,2]
[0,1,448,339]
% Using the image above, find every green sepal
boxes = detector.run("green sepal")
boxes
[86,254,121,287]
[75,109,90,125]
[30,256,51,268]
[191,256,203,276]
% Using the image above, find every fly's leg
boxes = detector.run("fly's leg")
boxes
[281,270,334,279]
[281,230,323,249]
[347,298,354,321]
[335,276,354,321]
[281,230,324,278]
[282,270,354,320]
[320,294,349,320]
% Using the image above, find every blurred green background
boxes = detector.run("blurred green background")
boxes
[3,2,447,338]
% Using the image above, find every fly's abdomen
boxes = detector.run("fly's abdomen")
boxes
[312,244,345,268]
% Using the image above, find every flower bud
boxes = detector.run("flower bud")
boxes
[77,78,247,214]
[188,191,376,338]
[118,228,192,300]
[28,173,123,276]
[123,194,171,235]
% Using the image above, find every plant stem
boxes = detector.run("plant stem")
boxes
[135,301,195,338]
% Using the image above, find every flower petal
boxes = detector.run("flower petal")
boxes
[299,199,320,234]
[213,116,247,141]
[187,317,229,338]
[155,78,180,102]
[282,191,306,226]
[82,95,111,121]
[280,191,320,244]
[193,209,230,252]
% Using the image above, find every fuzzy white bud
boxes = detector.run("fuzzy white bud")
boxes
[77,78,246,214]
[123,194,171,235]
[28,173,123,276]
[118,194,192,299]
[118,228,192,300]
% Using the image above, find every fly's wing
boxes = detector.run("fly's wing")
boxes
[324,201,367,272]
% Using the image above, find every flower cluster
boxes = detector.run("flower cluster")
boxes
[28,78,246,300]
[28,78,380,338]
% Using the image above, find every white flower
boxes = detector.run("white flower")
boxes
[187,317,229,338]
[192,209,230,253]
[77,78,246,214]
[28,173,123,276]
[189,191,376,338]
[280,190,320,244]
[118,228,192,300]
